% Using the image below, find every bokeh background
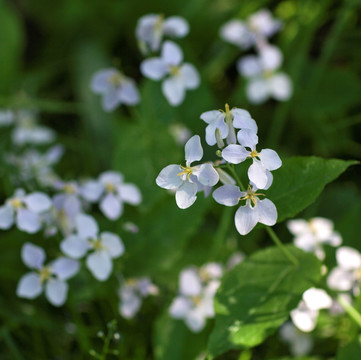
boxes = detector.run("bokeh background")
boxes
[0,0,360,359]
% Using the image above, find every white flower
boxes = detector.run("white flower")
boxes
[222,129,281,189]
[60,214,125,281]
[17,243,79,306]
[327,246,361,295]
[156,135,219,209]
[213,184,277,235]
[140,41,200,106]
[247,9,282,38]
[118,277,158,319]
[287,217,342,260]
[81,171,142,220]
[0,189,52,233]
[11,110,56,146]
[135,14,189,53]
[279,322,313,357]
[237,51,292,104]
[290,288,332,332]
[169,265,222,332]
[226,252,245,270]
[200,104,257,146]
[219,20,253,49]
[91,68,140,111]
[169,123,192,146]
[0,109,15,126]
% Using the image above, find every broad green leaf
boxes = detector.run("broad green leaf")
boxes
[336,335,361,360]
[153,311,208,360]
[208,246,322,357]
[266,157,358,222]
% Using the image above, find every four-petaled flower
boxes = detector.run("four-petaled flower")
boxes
[0,189,52,233]
[156,135,219,209]
[60,214,124,281]
[91,68,140,111]
[136,14,189,54]
[213,184,277,235]
[17,243,79,306]
[140,41,200,106]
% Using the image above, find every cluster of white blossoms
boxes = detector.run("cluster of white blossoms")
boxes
[220,9,292,104]
[169,263,223,332]
[157,104,282,235]
[137,14,200,106]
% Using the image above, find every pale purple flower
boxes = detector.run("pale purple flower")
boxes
[60,214,124,281]
[140,41,200,106]
[0,109,15,126]
[279,322,313,356]
[213,184,277,235]
[91,68,140,111]
[156,135,219,209]
[80,171,142,221]
[0,189,52,233]
[136,14,189,53]
[17,243,79,306]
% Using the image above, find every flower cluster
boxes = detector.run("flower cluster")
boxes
[157,104,282,235]
[138,14,200,106]
[220,9,292,104]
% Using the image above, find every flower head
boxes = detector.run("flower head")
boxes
[140,41,200,106]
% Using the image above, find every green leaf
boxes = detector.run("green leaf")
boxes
[153,311,208,360]
[266,157,358,222]
[336,335,361,360]
[208,246,322,357]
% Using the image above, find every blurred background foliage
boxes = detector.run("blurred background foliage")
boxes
[0,0,360,359]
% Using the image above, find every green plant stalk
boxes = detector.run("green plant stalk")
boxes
[337,295,361,329]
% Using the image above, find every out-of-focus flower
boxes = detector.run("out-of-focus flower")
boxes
[118,277,158,318]
[156,135,219,209]
[60,214,124,281]
[169,123,192,146]
[169,264,222,332]
[0,189,52,233]
[213,184,277,235]
[91,68,140,111]
[136,14,189,54]
[287,217,342,260]
[290,288,332,332]
[140,41,200,106]
[279,321,313,356]
[226,251,245,270]
[81,171,142,220]
[17,243,79,306]
[327,246,361,295]
[0,109,15,126]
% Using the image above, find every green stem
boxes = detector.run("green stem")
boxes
[337,295,361,329]
[266,227,299,266]
[226,163,245,190]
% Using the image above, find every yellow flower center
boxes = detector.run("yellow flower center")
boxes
[64,183,76,194]
[154,14,164,30]
[169,65,180,76]
[39,267,52,284]
[11,198,23,209]
[126,278,137,286]
[177,165,193,180]
[263,70,273,79]
[108,73,123,87]
[92,239,105,251]
[191,296,202,306]
[249,149,259,158]
[240,185,265,207]
[105,182,116,193]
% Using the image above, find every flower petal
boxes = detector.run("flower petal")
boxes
[17,272,42,299]
[327,267,354,291]
[246,78,269,104]
[257,198,277,226]
[24,192,52,213]
[118,183,142,205]
[180,268,202,296]
[156,164,183,189]
[175,181,197,209]
[80,181,104,202]
[222,144,249,164]
[258,149,282,170]
[119,287,142,318]
[303,288,332,311]
[101,232,125,258]
[219,20,252,49]
[179,64,200,89]
[235,204,259,235]
[237,129,258,149]
[76,214,99,239]
[290,305,318,332]
[163,16,189,37]
[22,242,46,269]
[259,45,283,71]
[185,308,206,333]
[185,135,203,165]
[140,58,168,80]
[237,55,262,78]
[195,163,219,187]
[86,251,113,281]
[162,76,185,106]
[118,80,140,105]
[100,193,123,220]
[60,235,89,259]
[336,246,361,270]
[45,279,68,306]
[0,205,14,229]
[200,110,223,125]
[91,68,116,93]
[232,108,258,133]
[169,296,191,319]
[213,185,241,206]
[16,209,41,233]
[99,171,123,185]
[161,41,183,66]
[51,257,80,280]
[248,159,268,189]
[268,73,292,101]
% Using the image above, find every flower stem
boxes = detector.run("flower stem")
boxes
[337,295,361,329]
[226,163,245,190]
[266,227,299,266]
